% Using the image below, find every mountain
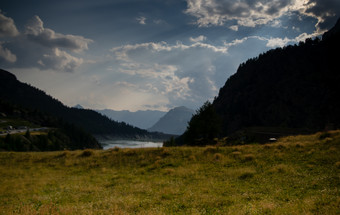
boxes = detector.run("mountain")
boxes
[73,104,84,109]
[148,106,194,135]
[0,69,166,140]
[175,18,340,145]
[0,99,101,151]
[96,109,166,129]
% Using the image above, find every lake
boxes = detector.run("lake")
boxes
[101,140,163,149]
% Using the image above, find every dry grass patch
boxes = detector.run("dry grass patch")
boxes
[1,130,340,214]
[269,164,293,174]
[231,151,242,158]
[203,146,219,154]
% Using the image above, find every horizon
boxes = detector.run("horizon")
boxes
[1,0,339,112]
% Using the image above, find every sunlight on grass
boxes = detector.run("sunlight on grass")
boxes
[0,130,339,214]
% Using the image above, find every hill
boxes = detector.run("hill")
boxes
[177,18,340,145]
[96,109,166,129]
[0,69,167,140]
[0,100,101,151]
[148,106,194,135]
[0,130,339,213]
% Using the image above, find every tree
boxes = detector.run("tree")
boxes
[182,101,221,146]
[25,129,31,139]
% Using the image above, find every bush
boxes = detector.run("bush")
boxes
[80,149,94,157]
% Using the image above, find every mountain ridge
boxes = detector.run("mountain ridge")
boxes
[175,17,340,145]
[148,106,194,135]
[96,109,166,130]
[0,69,169,141]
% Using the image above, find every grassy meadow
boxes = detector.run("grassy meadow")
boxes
[0,131,339,214]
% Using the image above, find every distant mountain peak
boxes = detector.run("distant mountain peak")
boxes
[96,109,166,129]
[172,106,191,111]
[148,106,194,135]
[73,104,84,109]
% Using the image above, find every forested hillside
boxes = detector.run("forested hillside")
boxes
[0,69,150,138]
[176,18,340,146]
[0,100,101,151]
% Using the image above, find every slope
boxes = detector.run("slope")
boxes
[97,109,166,129]
[0,69,151,138]
[0,100,101,150]
[148,106,194,135]
[178,18,340,145]
[214,18,340,136]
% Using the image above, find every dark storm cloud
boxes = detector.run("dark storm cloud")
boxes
[185,0,339,31]
[185,0,297,27]
[25,16,93,52]
[0,14,92,72]
[304,0,340,30]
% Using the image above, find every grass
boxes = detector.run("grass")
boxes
[0,130,339,214]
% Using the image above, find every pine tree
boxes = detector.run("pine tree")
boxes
[183,101,221,146]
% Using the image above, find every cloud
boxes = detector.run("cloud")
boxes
[0,43,16,62]
[1,15,92,72]
[264,30,324,47]
[266,37,291,47]
[185,0,299,27]
[189,35,207,42]
[303,0,340,30]
[0,12,19,37]
[37,48,83,72]
[110,35,304,109]
[229,25,239,31]
[184,0,339,31]
[25,16,93,52]
[110,40,233,109]
[137,16,146,25]
[111,41,228,62]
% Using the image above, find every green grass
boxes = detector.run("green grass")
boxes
[0,131,339,214]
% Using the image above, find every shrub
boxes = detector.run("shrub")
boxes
[243,154,255,162]
[335,161,340,169]
[213,153,223,161]
[319,132,331,140]
[203,146,218,154]
[80,149,94,157]
[239,171,255,179]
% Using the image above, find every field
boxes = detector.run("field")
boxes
[0,131,339,214]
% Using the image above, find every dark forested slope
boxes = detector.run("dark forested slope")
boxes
[214,19,340,136]
[0,100,101,151]
[0,69,150,138]
[177,18,340,145]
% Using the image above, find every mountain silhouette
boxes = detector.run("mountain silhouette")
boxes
[73,104,84,109]
[148,106,194,135]
[177,18,340,145]
[0,69,165,140]
[96,109,166,129]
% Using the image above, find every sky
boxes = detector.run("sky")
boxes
[0,0,339,112]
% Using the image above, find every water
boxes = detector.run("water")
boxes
[101,140,163,149]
